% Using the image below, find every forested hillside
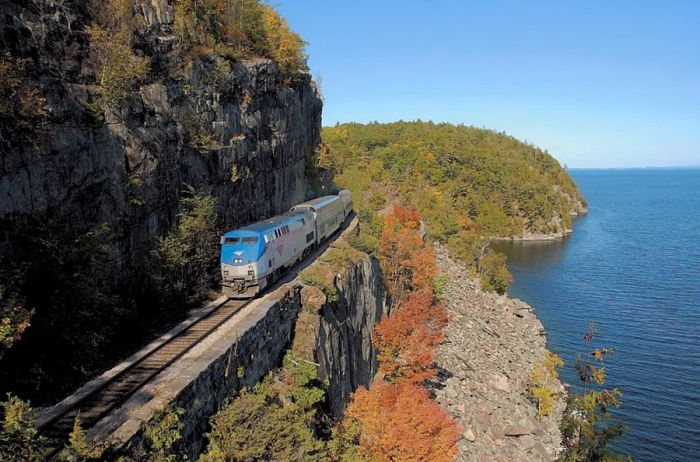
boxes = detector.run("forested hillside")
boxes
[322,121,586,292]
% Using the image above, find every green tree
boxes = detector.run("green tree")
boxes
[141,407,187,462]
[0,395,45,462]
[199,352,327,462]
[60,416,105,461]
[478,250,512,294]
[560,322,631,461]
[157,188,219,306]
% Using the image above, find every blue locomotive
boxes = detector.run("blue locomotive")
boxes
[220,191,353,298]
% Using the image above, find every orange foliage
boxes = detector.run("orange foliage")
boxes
[372,291,448,384]
[457,213,480,233]
[334,204,458,461]
[342,381,460,462]
[380,205,437,303]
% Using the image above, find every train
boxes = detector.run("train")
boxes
[220,191,353,298]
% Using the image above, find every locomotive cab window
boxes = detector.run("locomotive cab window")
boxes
[224,237,240,244]
[242,237,259,245]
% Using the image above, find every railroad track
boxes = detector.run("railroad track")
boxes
[38,298,250,455]
[37,215,358,458]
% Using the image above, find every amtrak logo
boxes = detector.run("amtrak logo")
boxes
[276,244,284,256]
[234,250,243,256]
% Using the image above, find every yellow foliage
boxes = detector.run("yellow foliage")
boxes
[173,0,307,82]
[260,4,307,81]
[63,416,103,460]
[87,0,150,106]
[530,350,564,420]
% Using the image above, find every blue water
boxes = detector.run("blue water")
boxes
[493,169,700,462]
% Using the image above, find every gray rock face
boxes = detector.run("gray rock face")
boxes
[0,1,322,281]
[316,255,387,417]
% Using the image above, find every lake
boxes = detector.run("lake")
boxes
[493,169,700,462]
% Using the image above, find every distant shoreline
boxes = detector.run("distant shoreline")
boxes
[567,165,700,171]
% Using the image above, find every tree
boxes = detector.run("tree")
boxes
[86,0,150,107]
[61,416,104,461]
[0,395,45,462]
[199,352,328,462]
[560,322,631,461]
[530,350,564,420]
[372,291,448,384]
[157,188,220,305]
[332,382,460,462]
[380,205,437,304]
[478,249,512,294]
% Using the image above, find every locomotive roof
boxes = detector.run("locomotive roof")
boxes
[223,211,306,236]
[295,195,340,209]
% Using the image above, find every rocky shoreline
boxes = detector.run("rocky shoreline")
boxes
[433,245,565,462]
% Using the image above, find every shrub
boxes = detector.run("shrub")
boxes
[0,287,32,361]
[200,352,327,462]
[61,416,105,461]
[380,205,437,305]
[478,250,512,294]
[0,52,48,153]
[332,382,460,462]
[141,407,186,462]
[372,291,448,384]
[0,395,45,462]
[530,350,564,420]
[87,0,150,107]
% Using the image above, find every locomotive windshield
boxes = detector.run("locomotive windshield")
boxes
[224,237,240,244]
[242,237,259,245]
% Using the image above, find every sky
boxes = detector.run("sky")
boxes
[276,0,700,168]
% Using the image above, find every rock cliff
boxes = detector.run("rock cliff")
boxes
[0,0,322,279]
[314,251,387,416]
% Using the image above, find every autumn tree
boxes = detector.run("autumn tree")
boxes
[372,291,448,384]
[560,322,630,462]
[380,205,437,304]
[530,350,564,420]
[334,204,458,461]
[173,0,307,81]
[332,382,459,462]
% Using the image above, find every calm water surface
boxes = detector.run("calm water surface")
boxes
[493,169,700,462]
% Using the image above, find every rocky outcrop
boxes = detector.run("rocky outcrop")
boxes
[0,1,322,280]
[315,254,387,416]
[433,244,565,462]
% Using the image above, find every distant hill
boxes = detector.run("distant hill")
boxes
[321,121,587,284]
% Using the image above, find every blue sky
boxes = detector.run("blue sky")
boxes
[277,0,699,168]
